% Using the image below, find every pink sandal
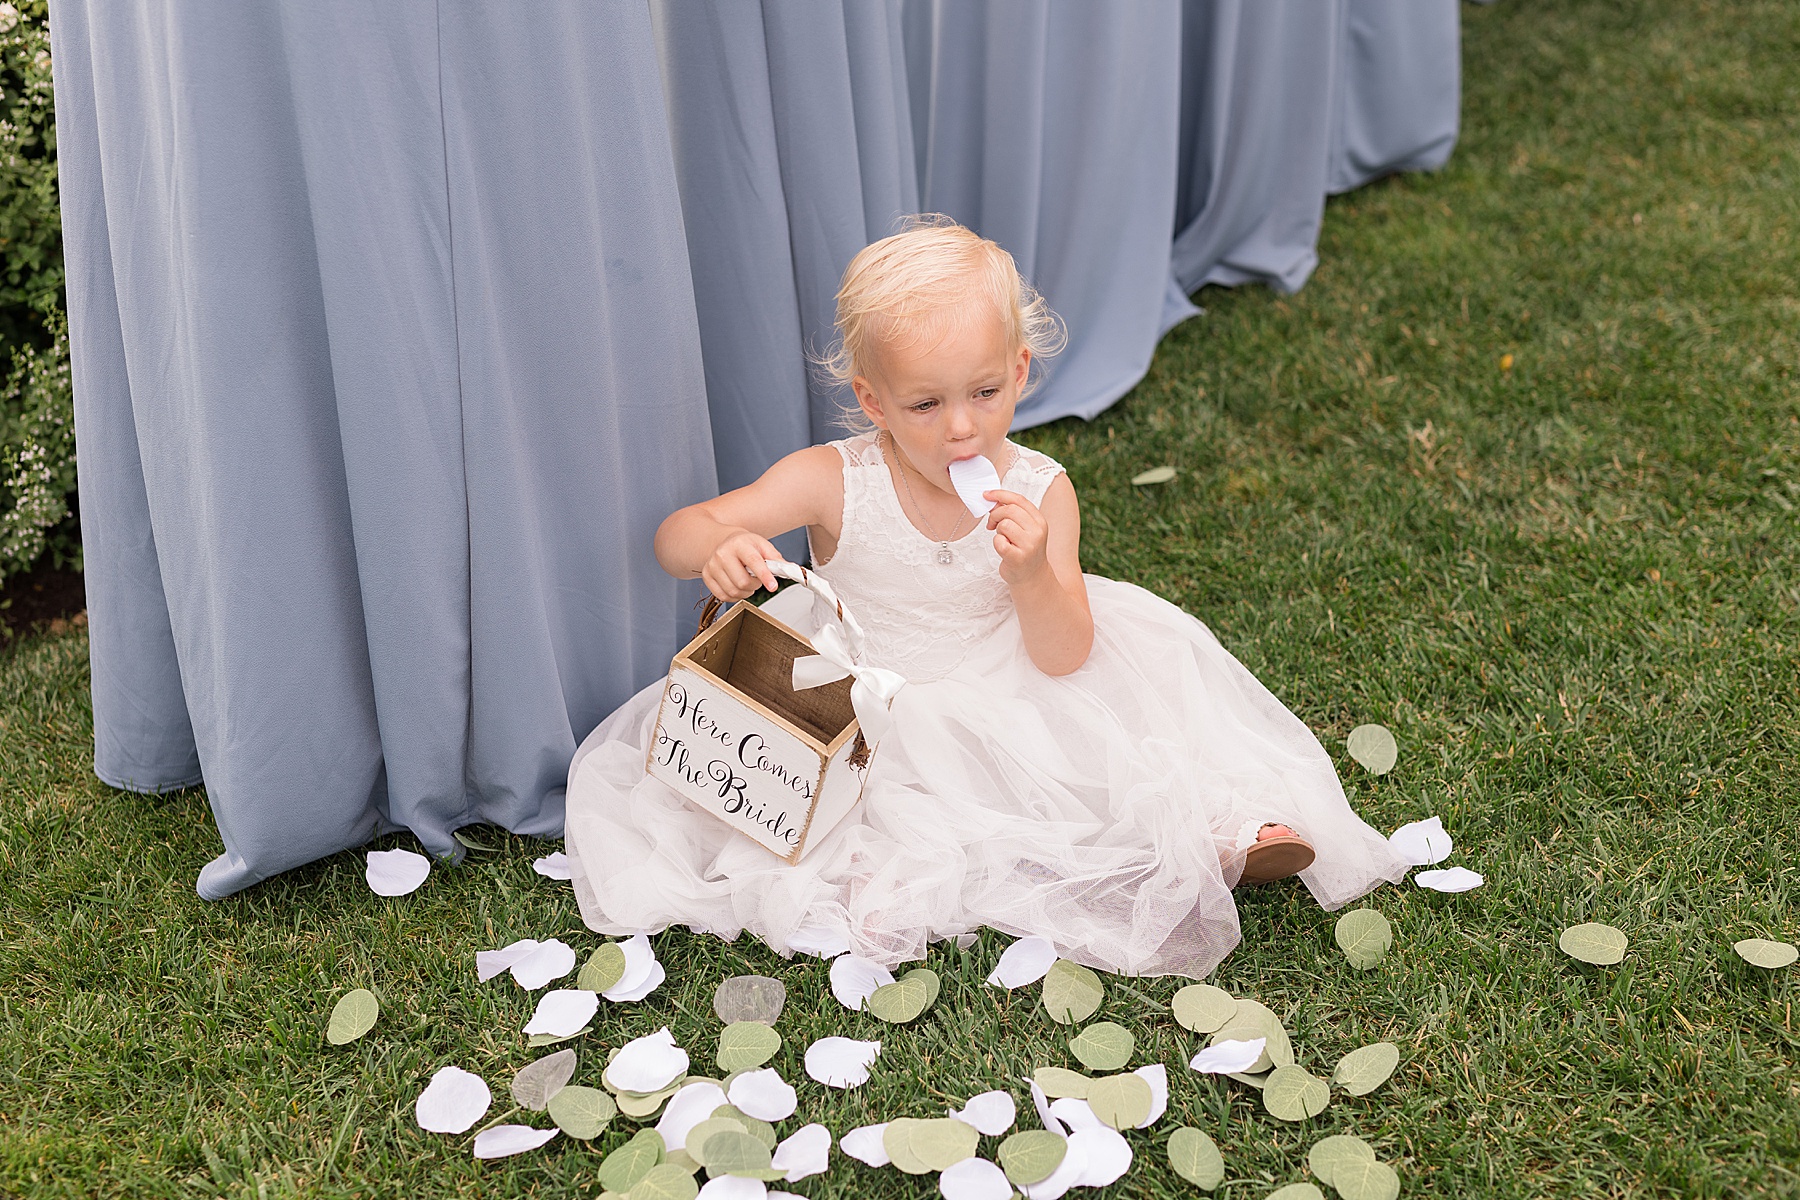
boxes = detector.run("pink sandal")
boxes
[1236,824,1316,887]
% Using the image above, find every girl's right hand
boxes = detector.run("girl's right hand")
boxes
[702,530,781,601]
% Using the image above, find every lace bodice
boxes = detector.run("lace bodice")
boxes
[806,432,1066,682]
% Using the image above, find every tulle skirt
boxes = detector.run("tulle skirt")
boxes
[564,577,1406,979]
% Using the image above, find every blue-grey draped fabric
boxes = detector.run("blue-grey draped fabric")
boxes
[54,1,717,898]
[52,0,1462,897]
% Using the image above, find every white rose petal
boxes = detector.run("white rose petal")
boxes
[609,1027,689,1093]
[510,939,577,990]
[839,1123,891,1167]
[1029,1078,1065,1136]
[939,1156,1013,1200]
[787,925,853,958]
[804,1036,881,1089]
[771,1122,832,1181]
[603,934,664,1001]
[522,988,598,1038]
[532,851,572,880]
[655,1081,729,1152]
[1018,1135,1087,1200]
[477,938,541,982]
[1416,866,1485,893]
[414,1065,491,1134]
[951,1089,1016,1136]
[828,954,895,1011]
[1047,1097,1102,1133]
[365,848,430,896]
[1133,1063,1168,1128]
[1389,816,1454,865]
[697,1178,767,1199]
[729,1067,798,1122]
[1188,1037,1266,1074]
[471,1124,558,1159]
[1069,1127,1132,1188]
[985,937,1057,988]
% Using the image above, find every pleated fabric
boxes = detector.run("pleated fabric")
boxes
[51,0,1463,897]
[54,1,717,898]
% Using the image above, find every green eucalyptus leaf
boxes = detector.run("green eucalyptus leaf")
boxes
[1230,999,1295,1067]
[528,1026,590,1048]
[1335,909,1394,970]
[1131,465,1178,486]
[909,1118,980,1171]
[1346,724,1398,774]
[1332,1042,1400,1096]
[712,974,787,1025]
[1307,1134,1376,1188]
[1167,1126,1225,1189]
[578,942,629,993]
[712,1107,775,1150]
[999,1129,1069,1186]
[512,1048,577,1111]
[882,1119,934,1175]
[628,1162,700,1200]
[616,1081,682,1119]
[1559,922,1628,965]
[1033,1066,1092,1099]
[1041,960,1105,1025]
[700,1129,781,1179]
[715,1022,782,1073]
[1333,1158,1402,1200]
[662,1149,700,1175]
[1086,1073,1154,1129]
[1171,983,1237,1034]
[1228,1069,1271,1089]
[598,1129,666,1192]
[1263,1066,1330,1122]
[547,1085,616,1139]
[325,988,379,1045]
[1732,938,1797,969]
[1267,1184,1326,1200]
[683,1118,746,1166]
[1069,1021,1134,1071]
[866,968,940,1023]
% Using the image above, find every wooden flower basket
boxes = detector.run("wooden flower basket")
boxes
[646,562,887,863]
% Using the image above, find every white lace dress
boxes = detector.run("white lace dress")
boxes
[564,433,1406,978]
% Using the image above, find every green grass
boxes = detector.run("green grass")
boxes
[4,0,1798,1195]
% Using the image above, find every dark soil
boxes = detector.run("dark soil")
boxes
[0,559,85,640]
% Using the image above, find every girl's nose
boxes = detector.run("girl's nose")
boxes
[946,404,977,439]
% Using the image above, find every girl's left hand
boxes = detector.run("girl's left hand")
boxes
[984,488,1050,586]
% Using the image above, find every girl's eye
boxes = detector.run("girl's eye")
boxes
[909,400,938,413]
[977,388,999,399]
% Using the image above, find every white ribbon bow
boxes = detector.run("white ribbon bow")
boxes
[791,623,907,745]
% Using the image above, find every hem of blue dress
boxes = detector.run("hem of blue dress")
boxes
[93,765,205,795]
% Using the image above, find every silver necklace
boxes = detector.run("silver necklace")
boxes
[885,431,1013,565]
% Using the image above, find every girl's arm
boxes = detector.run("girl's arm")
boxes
[655,445,843,601]
[985,473,1093,675]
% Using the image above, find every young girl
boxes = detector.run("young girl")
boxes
[564,218,1405,978]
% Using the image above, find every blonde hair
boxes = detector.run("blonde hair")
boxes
[817,215,1065,428]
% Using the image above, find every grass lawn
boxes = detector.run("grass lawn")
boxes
[3,0,1797,1196]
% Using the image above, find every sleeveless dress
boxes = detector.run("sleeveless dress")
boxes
[564,433,1406,978]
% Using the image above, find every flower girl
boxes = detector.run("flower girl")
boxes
[564,217,1405,977]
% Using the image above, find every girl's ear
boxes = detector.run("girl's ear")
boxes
[852,376,888,430]
[1014,345,1032,389]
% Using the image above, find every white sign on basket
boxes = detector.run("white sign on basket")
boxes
[646,597,874,862]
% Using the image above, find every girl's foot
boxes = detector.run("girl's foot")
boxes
[1236,823,1316,887]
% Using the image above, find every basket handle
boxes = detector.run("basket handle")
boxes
[695,559,867,662]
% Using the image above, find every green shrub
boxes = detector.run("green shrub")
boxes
[0,0,73,582]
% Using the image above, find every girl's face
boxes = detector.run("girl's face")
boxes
[851,304,1030,490]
